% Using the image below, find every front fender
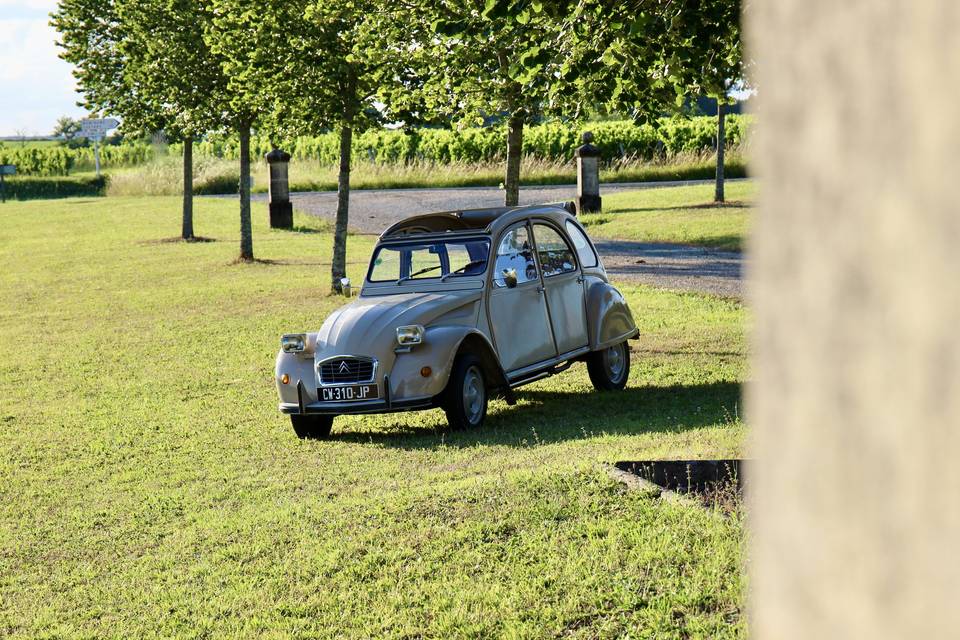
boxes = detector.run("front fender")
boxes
[275,349,319,405]
[390,326,500,401]
[585,279,639,349]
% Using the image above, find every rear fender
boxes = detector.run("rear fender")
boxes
[585,280,639,349]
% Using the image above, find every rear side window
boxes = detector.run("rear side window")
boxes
[533,224,577,277]
[565,220,598,268]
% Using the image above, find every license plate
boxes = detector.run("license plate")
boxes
[319,384,379,402]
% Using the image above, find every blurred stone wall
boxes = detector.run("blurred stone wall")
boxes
[746,2,960,636]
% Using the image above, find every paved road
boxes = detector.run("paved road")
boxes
[254,179,744,236]
[249,180,745,298]
[593,240,742,298]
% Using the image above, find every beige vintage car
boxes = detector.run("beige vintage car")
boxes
[275,203,639,438]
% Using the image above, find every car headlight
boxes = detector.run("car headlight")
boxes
[281,333,306,353]
[396,325,424,346]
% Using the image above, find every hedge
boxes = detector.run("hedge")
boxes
[1,175,107,200]
[0,116,750,178]
[172,115,753,165]
[71,143,154,171]
[0,143,154,176]
[0,147,74,176]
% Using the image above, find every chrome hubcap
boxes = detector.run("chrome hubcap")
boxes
[462,365,485,424]
[604,343,626,382]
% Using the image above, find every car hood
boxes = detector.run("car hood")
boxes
[315,290,481,359]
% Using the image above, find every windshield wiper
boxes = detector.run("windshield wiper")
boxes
[396,265,442,284]
[440,260,487,281]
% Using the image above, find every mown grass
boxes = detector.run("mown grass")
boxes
[580,181,757,252]
[104,149,749,197]
[0,196,747,637]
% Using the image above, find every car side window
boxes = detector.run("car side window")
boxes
[494,225,539,287]
[533,224,577,277]
[565,220,598,268]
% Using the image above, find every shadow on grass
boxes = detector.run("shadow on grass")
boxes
[271,224,331,235]
[228,257,367,267]
[139,236,216,245]
[594,236,744,254]
[329,380,741,450]
[604,201,751,215]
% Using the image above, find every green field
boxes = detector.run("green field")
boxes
[580,181,756,251]
[0,196,747,637]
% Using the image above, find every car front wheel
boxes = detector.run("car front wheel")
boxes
[290,414,334,439]
[443,353,488,430]
[587,341,630,391]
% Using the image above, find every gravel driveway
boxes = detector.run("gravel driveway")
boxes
[250,180,745,298]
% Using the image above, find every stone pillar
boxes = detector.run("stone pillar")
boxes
[575,131,601,214]
[748,2,960,638]
[265,148,293,229]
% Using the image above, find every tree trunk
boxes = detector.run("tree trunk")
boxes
[504,115,523,207]
[238,124,254,261]
[181,136,194,240]
[715,101,726,203]
[331,124,352,292]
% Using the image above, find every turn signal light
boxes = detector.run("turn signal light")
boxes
[280,374,290,385]
[420,367,432,377]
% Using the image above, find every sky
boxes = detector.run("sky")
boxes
[0,1,754,138]
[0,0,87,137]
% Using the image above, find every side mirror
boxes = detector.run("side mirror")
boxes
[503,269,518,289]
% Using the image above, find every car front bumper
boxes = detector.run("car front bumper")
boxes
[278,378,435,416]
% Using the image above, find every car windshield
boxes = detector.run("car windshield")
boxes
[368,238,491,283]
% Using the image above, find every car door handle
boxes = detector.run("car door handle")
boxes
[536,285,545,294]
[576,276,584,284]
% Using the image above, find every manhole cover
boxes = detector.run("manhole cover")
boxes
[614,459,745,494]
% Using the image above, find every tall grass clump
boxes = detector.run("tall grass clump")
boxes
[105,146,748,196]
[105,156,267,197]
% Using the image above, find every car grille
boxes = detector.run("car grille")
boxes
[318,357,376,385]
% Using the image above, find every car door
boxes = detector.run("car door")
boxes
[488,222,557,371]
[531,222,589,355]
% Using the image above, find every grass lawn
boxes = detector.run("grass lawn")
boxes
[0,196,747,638]
[579,180,756,252]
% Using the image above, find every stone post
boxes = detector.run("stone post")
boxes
[575,131,601,215]
[265,148,293,229]
[748,1,960,637]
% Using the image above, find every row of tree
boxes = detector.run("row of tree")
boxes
[53,0,743,291]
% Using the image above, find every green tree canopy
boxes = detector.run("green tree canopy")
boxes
[52,0,229,241]
[410,0,573,206]
[210,0,413,288]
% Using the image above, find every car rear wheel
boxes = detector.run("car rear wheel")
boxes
[443,353,488,430]
[290,414,334,439]
[587,341,630,391]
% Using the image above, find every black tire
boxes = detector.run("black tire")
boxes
[586,341,630,391]
[443,353,488,430]
[290,414,334,439]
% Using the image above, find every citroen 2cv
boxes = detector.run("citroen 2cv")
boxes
[275,203,638,438]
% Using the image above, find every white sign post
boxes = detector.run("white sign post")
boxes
[78,118,120,177]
